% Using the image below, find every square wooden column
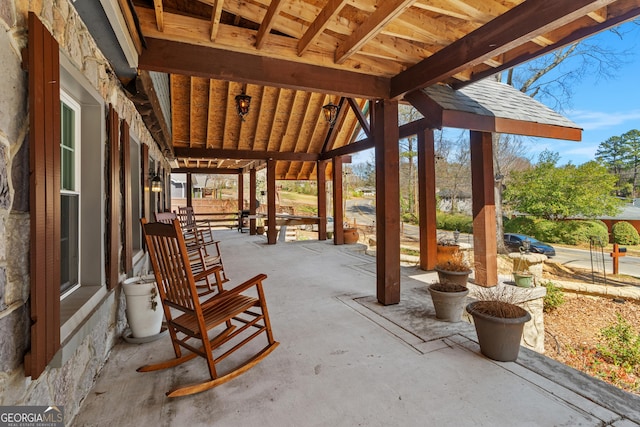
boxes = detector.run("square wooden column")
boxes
[317,160,328,240]
[418,128,437,271]
[186,172,193,208]
[238,172,244,212]
[249,168,257,234]
[267,159,277,244]
[374,99,400,305]
[332,156,344,245]
[470,131,498,287]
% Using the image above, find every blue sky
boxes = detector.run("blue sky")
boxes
[526,21,640,166]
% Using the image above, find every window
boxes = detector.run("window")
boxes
[60,92,81,296]
[57,56,107,345]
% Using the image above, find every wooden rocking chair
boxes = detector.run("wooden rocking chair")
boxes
[139,218,279,397]
[155,211,227,293]
[177,206,228,282]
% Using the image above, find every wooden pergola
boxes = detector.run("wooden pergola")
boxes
[115,0,639,305]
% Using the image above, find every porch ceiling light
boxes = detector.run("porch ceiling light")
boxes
[151,175,162,193]
[235,91,252,121]
[322,103,340,126]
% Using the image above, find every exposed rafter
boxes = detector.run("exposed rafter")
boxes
[335,0,417,64]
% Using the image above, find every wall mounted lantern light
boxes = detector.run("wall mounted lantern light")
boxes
[150,173,162,193]
[322,103,340,126]
[235,91,252,121]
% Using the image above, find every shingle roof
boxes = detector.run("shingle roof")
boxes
[423,79,581,130]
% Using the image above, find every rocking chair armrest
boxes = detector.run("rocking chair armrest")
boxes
[193,265,223,282]
[201,274,267,306]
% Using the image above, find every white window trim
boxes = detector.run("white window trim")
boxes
[60,90,82,299]
[55,53,107,363]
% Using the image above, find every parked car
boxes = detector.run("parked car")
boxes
[504,233,556,257]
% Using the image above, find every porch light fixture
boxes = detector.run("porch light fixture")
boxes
[235,91,252,121]
[322,103,340,126]
[150,174,162,193]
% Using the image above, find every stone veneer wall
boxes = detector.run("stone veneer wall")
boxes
[0,0,166,419]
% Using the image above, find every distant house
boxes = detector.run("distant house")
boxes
[357,187,376,196]
[598,202,640,238]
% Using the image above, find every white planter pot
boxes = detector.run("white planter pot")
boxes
[123,275,163,338]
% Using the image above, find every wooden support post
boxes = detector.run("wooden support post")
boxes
[249,168,257,234]
[186,172,193,208]
[374,99,400,305]
[610,243,626,275]
[418,128,437,270]
[267,159,277,244]
[470,131,498,287]
[238,171,244,214]
[332,156,344,245]
[317,160,328,240]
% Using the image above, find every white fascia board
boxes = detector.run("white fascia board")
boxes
[99,0,139,68]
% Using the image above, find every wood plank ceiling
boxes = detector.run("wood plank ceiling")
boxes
[127,0,640,180]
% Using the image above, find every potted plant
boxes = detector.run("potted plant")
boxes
[343,222,359,244]
[466,286,532,362]
[122,275,164,341]
[513,254,533,287]
[255,217,265,235]
[513,268,533,288]
[436,238,460,266]
[428,281,469,322]
[434,251,472,286]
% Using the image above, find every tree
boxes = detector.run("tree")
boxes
[596,135,627,194]
[398,105,422,219]
[595,129,640,197]
[622,129,640,197]
[504,150,623,220]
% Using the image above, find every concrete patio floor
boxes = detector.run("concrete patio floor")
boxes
[72,230,640,426]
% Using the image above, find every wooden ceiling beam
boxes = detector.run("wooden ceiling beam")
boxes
[335,0,417,64]
[152,0,164,31]
[346,98,370,138]
[298,0,349,56]
[455,0,640,89]
[210,0,224,41]
[172,168,242,174]
[256,0,285,49]
[174,147,319,161]
[136,6,400,77]
[139,38,389,99]
[390,0,618,98]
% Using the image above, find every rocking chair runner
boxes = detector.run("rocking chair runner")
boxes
[140,218,279,397]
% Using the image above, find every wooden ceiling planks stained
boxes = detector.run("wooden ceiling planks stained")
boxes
[128,0,640,180]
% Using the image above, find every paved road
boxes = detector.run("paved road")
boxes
[553,246,640,279]
[344,199,640,279]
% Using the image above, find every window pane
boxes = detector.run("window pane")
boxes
[61,102,75,191]
[61,194,79,293]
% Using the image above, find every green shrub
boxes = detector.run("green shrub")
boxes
[597,314,640,369]
[553,220,609,246]
[611,221,640,245]
[436,212,473,233]
[504,216,536,235]
[541,281,565,312]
